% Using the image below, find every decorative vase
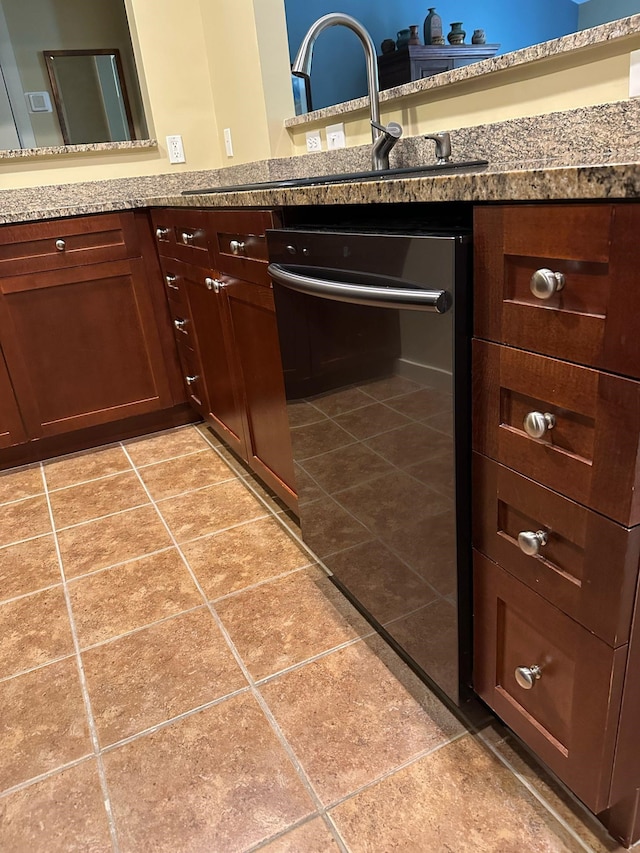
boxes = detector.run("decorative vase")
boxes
[381,38,396,54]
[447,22,466,45]
[408,24,421,45]
[472,28,486,45]
[396,28,410,49]
[423,7,442,46]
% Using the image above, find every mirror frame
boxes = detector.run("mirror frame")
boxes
[43,48,136,146]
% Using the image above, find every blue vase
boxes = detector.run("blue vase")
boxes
[396,28,410,49]
[423,7,442,45]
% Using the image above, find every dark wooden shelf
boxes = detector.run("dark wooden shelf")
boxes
[377,43,500,90]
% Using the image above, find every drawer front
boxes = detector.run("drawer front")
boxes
[0,213,139,276]
[472,453,640,646]
[157,257,191,314]
[473,340,640,526]
[473,551,626,812]
[151,208,212,266]
[175,341,207,416]
[210,209,277,285]
[474,204,640,378]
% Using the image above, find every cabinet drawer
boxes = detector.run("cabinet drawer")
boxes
[0,213,140,276]
[210,209,277,285]
[473,340,640,526]
[473,551,626,812]
[151,209,212,266]
[474,204,640,378]
[157,257,191,314]
[472,453,640,646]
[175,341,207,416]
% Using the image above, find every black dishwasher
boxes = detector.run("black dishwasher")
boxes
[266,216,472,706]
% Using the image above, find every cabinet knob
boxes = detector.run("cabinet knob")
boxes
[530,268,565,300]
[517,530,548,556]
[155,227,169,240]
[173,318,187,333]
[185,374,199,385]
[523,411,556,439]
[229,239,245,255]
[165,274,179,290]
[181,231,194,245]
[515,665,542,690]
[205,276,226,293]
[55,239,66,251]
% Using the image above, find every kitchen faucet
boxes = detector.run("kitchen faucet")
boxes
[291,13,402,171]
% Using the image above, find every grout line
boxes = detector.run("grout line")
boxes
[0,530,55,550]
[210,562,315,604]
[0,491,46,509]
[134,447,223,470]
[477,730,596,853]
[121,442,335,835]
[54,502,153,532]
[151,476,242,506]
[78,604,207,653]
[64,546,176,584]
[0,754,95,801]
[45,468,134,493]
[0,580,63,608]
[0,651,77,685]
[177,513,285,548]
[39,464,121,853]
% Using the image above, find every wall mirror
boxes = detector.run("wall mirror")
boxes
[43,49,135,145]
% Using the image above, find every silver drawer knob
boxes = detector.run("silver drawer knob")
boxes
[173,318,187,332]
[523,411,556,439]
[181,231,194,245]
[165,274,179,290]
[155,227,169,239]
[515,665,542,690]
[55,239,66,251]
[230,239,245,255]
[530,268,565,300]
[185,374,198,385]
[517,530,548,556]
[205,276,226,293]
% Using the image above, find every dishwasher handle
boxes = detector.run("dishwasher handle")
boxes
[267,263,452,314]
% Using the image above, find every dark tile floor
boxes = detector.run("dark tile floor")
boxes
[0,424,625,851]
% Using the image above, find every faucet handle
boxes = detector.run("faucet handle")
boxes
[424,132,452,164]
[371,120,403,138]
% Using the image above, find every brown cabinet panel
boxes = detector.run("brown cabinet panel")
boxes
[473,340,640,526]
[474,204,640,378]
[0,258,174,437]
[472,453,640,646]
[226,278,296,501]
[0,212,140,277]
[473,551,626,812]
[0,347,27,448]
[151,208,213,267]
[209,209,278,285]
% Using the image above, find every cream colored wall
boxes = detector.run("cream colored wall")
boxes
[287,35,640,153]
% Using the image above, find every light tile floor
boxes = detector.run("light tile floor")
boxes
[0,424,626,852]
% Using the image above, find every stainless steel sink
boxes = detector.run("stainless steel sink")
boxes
[181,159,489,195]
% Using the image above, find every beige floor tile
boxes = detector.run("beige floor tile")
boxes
[0,760,111,853]
[157,479,267,543]
[68,549,201,647]
[0,587,74,679]
[104,693,314,853]
[0,496,51,547]
[48,472,149,529]
[124,427,208,467]
[290,419,354,462]
[260,817,340,852]
[57,505,173,579]
[0,535,60,602]
[286,400,327,428]
[364,421,452,468]
[333,402,411,440]
[300,442,395,496]
[183,517,310,600]
[0,465,43,506]
[137,450,233,500]
[262,637,463,804]
[216,567,370,680]
[0,659,91,791]
[83,609,247,746]
[330,734,586,852]
[43,445,132,491]
[298,496,372,559]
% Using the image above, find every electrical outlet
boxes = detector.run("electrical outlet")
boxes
[224,128,234,157]
[326,122,346,150]
[306,130,322,153]
[166,134,186,164]
[630,49,640,97]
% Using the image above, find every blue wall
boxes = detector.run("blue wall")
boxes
[285,0,579,110]
[579,0,640,29]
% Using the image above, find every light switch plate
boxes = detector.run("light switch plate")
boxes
[224,128,234,157]
[630,49,640,97]
[326,122,346,150]
[166,135,186,164]
[306,130,322,152]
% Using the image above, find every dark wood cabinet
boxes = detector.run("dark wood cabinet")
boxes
[0,347,27,449]
[151,207,296,509]
[0,211,191,465]
[377,44,500,90]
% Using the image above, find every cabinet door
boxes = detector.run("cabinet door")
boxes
[0,347,27,448]
[225,278,296,504]
[0,258,175,437]
[181,264,247,457]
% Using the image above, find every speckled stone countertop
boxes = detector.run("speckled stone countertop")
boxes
[1,100,639,224]
[285,14,640,128]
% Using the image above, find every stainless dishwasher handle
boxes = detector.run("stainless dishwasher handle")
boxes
[267,263,452,314]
